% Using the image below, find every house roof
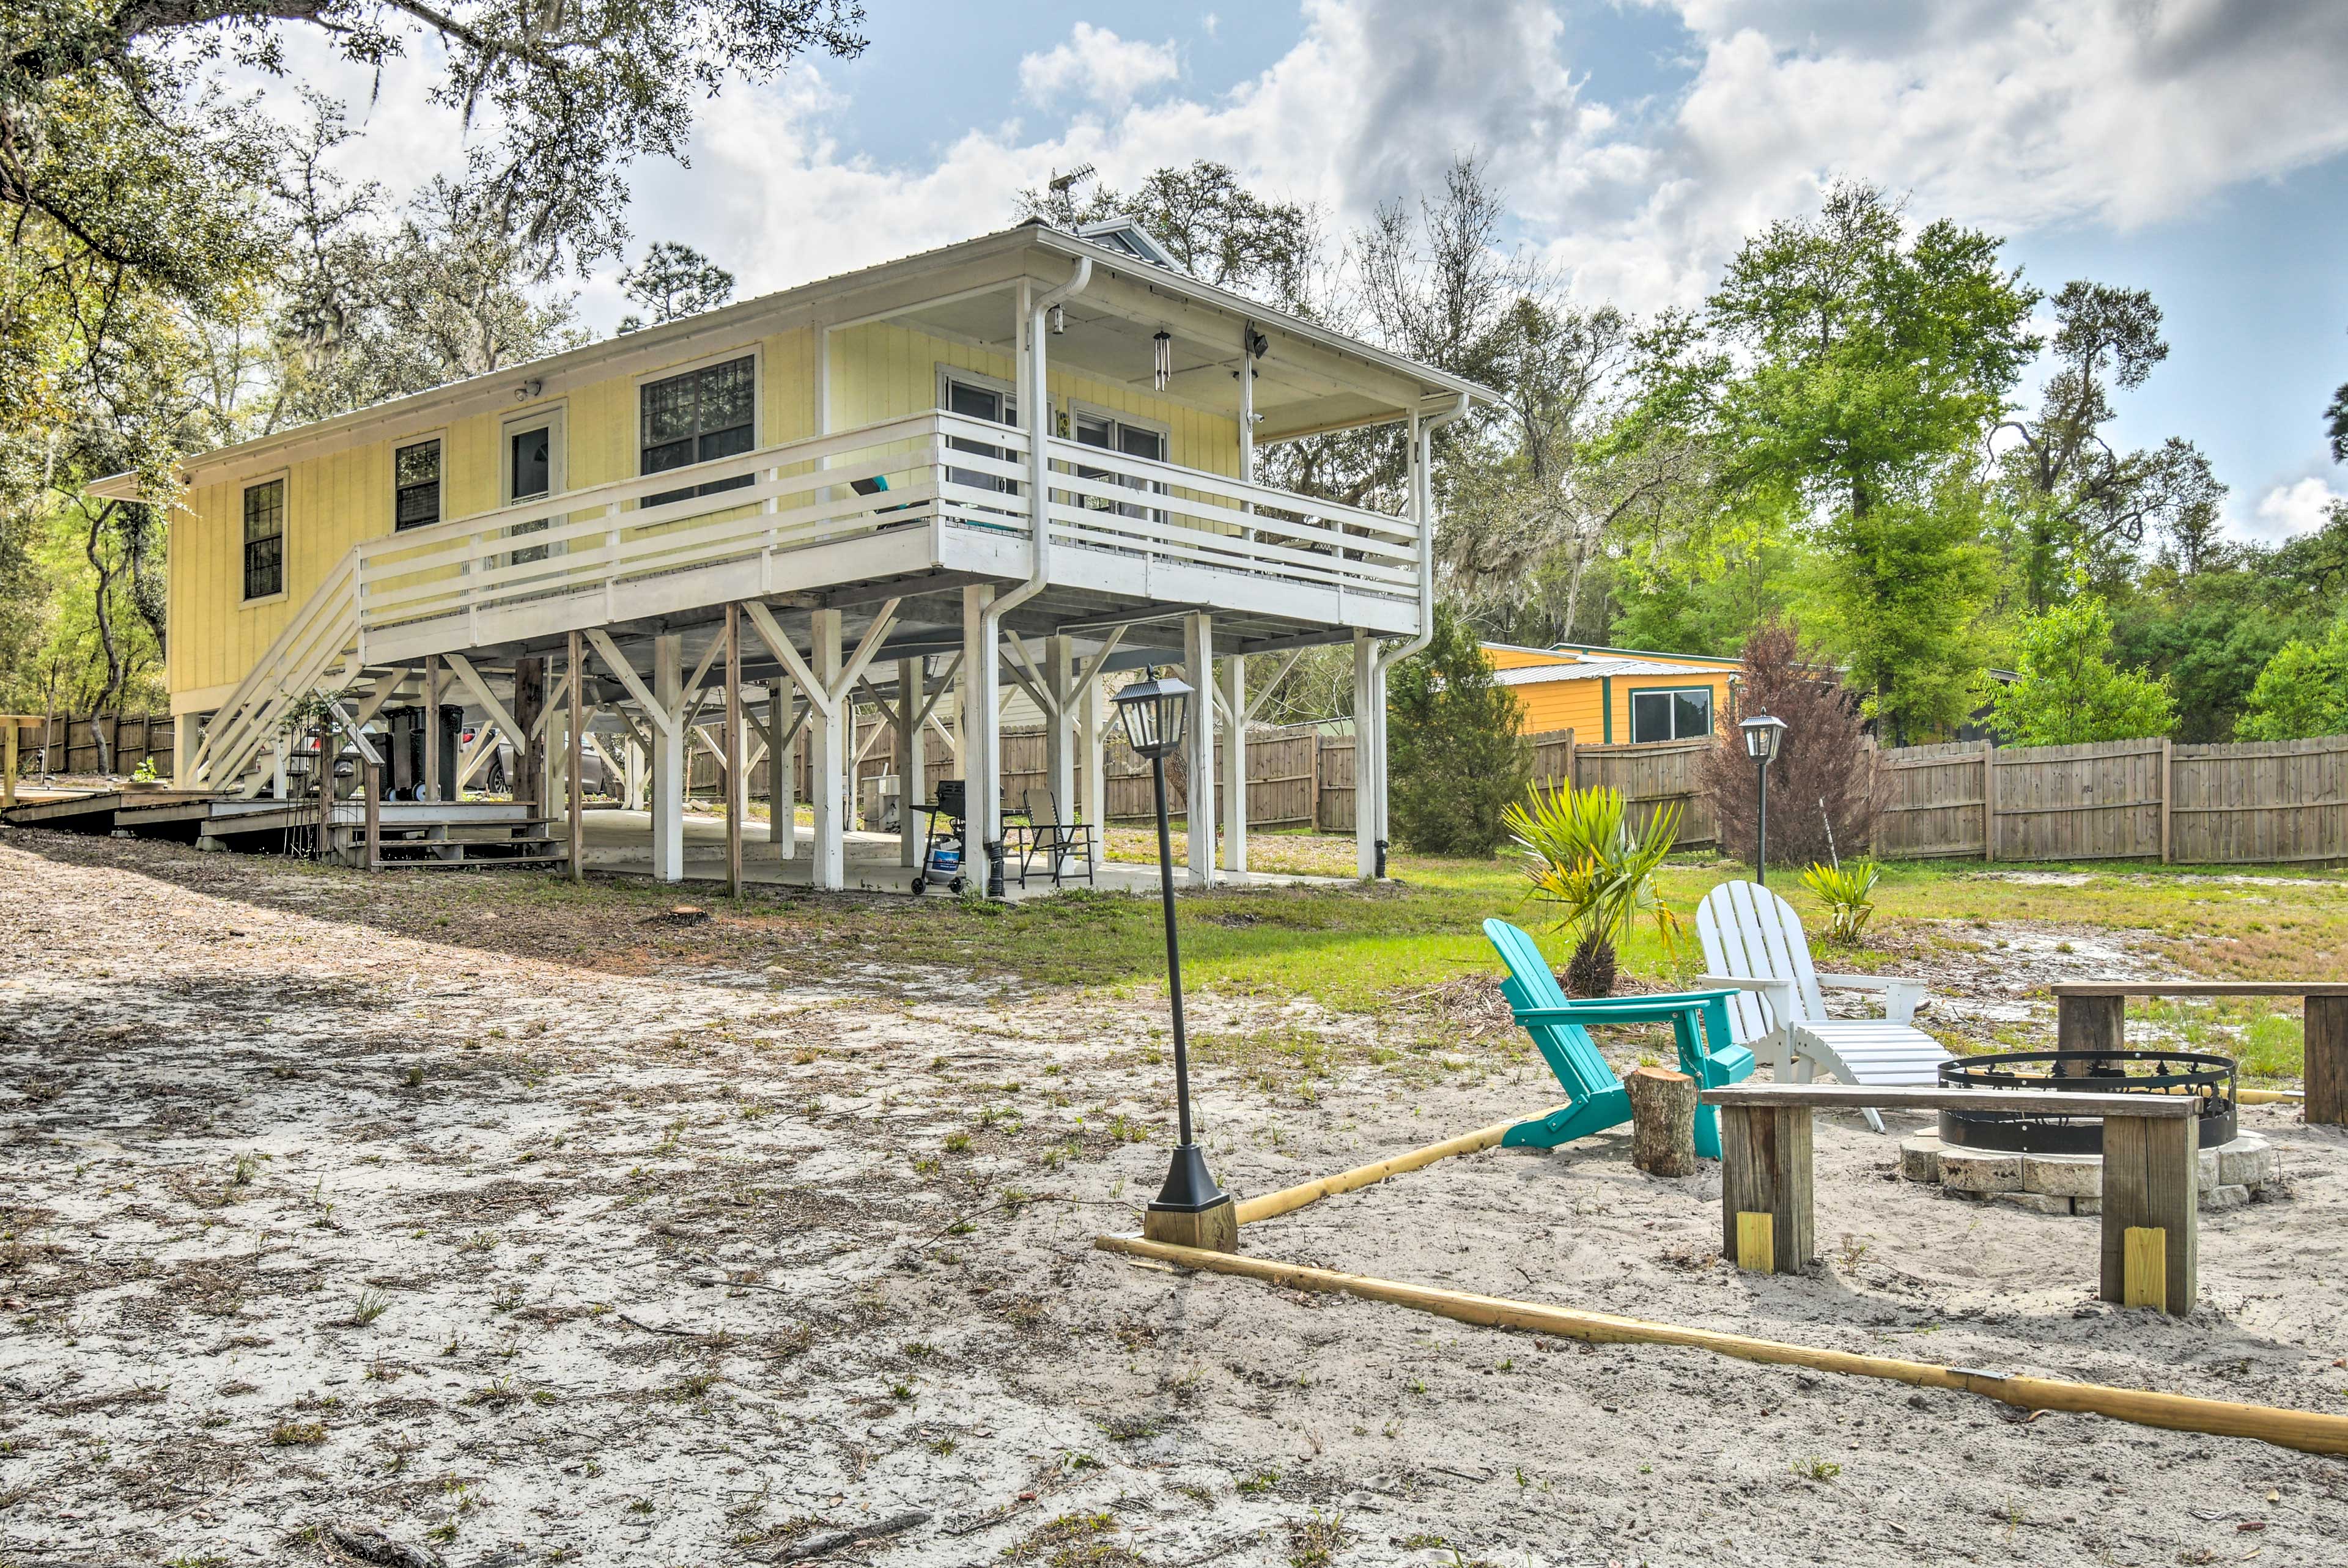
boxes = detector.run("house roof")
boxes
[1492,659,1731,686]
[98,221,1495,498]
[1546,641,1742,668]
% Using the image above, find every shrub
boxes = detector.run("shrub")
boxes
[1798,859,1881,944]
[1979,594,2176,745]
[1502,782,1682,996]
[1699,620,1883,871]
[2235,616,2348,742]
[1386,605,1532,857]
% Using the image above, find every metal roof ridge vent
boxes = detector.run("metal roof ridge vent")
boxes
[1072,215,1184,273]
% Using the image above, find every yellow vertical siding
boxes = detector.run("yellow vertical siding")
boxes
[171,320,1240,710]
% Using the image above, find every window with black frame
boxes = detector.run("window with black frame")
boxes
[243,479,284,600]
[642,356,756,508]
[394,439,441,531]
[1628,686,1715,743]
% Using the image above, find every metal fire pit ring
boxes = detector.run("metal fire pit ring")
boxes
[1936,1049,2237,1155]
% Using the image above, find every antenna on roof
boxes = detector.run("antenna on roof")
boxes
[1048,163,1098,196]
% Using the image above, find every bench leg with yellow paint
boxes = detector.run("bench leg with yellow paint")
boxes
[1719,1103,1813,1275]
[2100,1111,2196,1316]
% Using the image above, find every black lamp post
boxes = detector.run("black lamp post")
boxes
[1112,669,1238,1251]
[1740,713,1787,885]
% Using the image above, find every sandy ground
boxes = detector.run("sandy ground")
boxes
[4,829,2347,1568]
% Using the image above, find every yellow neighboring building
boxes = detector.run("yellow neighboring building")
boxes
[1481,642,1740,745]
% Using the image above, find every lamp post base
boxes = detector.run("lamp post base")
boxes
[1143,1143,1238,1252]
[1143,1194,1238,1253]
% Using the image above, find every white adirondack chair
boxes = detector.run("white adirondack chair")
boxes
[1694,880,1949,1133]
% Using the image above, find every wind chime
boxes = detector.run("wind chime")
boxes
[1152,329,1172,391]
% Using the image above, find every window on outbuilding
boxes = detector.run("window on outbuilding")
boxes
[641,355,756,507]
[394,439,441,531]
[243,478,284,600]
[1629,686,1713,743]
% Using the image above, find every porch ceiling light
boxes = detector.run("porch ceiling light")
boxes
[1113,671,1190,760]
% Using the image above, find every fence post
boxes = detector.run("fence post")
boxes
[363,760,382,870]
[2159,737,2173,864]
[1563,727,1577,790]
[1982,740,1996,863]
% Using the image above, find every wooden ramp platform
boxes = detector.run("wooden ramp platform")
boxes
[0,789,207,833]
[4,789,564,869]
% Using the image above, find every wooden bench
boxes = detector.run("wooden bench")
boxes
[1697,1083,2200,1316]
[2054,981,2348,1125]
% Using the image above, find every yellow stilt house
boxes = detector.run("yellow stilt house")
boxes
[71,220,1493,887]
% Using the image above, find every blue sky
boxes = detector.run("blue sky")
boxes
[317,2,2348,542]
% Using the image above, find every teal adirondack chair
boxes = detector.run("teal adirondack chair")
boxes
[1483,918,1756,1158]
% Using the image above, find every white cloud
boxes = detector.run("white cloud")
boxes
[621,0,2348,330]
[1018,24,1180,109]
[2251,477,2346,541]
[248,0,2348,356]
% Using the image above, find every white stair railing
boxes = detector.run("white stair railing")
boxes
[193,550,362,789]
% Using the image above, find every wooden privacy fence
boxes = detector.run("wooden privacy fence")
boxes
[5,713,177,779]
[1875,734,2348,865]
[1529,732,1718,848]
[463,709,2348,866]
[685,720,1721,844]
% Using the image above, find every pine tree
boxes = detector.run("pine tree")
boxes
[1386,606,1532,858]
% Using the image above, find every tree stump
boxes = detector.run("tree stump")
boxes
[1625,1065,1697,1177]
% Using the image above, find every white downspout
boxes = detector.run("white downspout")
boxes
[994,256,1093,621]
[1378,391,1470,673]
[1367,391,1471,870]
[970,256,1091,889]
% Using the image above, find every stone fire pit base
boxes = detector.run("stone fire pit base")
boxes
[1899,1130,2280,1216]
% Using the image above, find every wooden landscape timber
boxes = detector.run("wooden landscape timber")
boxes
[1092,1234,2348,1457]
[1229,1113,1556,1226]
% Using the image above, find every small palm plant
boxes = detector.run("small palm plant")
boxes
[1501,782,1683,996]
[1800,858,1881,944]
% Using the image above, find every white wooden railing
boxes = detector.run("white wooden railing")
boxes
[191,552,361,787]
[1041,436,1419,595]
[353,410,1420,642]
[195,412,1418,789]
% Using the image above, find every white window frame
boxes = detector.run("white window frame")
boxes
[634,342,764,484]
[1628,684,1715,744]
[391,428,449,534]
[1065,398,1171,520]
[240,468,290,606]
[937,366,1021,499]
[500,404,567,506]
[937,365,1019,425]
[499,405,567,567]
